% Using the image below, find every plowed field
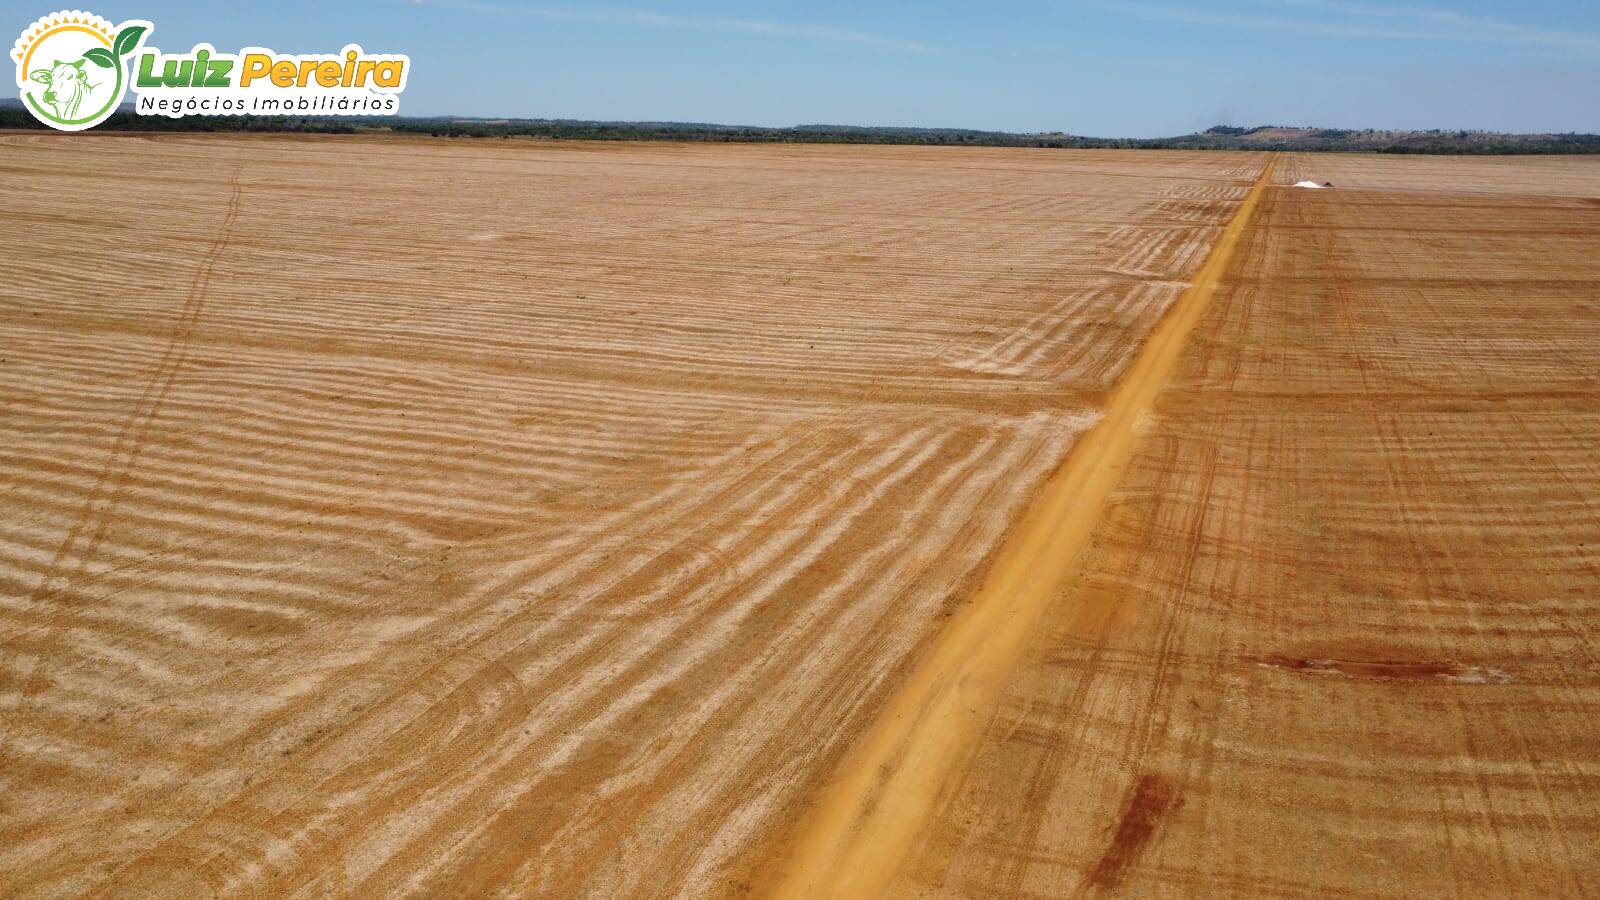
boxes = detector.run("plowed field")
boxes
[3,137,1596,898]
[1,136,1257,896]
[883,156,1600,897]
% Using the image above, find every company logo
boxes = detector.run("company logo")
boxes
[12,10,409,131]
[12,10,149,130]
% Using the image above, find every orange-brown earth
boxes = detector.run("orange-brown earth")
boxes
[3,137,1598,898]
[0,135,1260,897]
[880,156,1600,896]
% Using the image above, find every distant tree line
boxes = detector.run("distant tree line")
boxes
[3,106,1597,154]
[0,107,358,133]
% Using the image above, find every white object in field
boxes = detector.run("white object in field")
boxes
[1293,180,1327,188]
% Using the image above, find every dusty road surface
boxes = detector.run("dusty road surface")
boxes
[2,136,1597,898]
[0,135,1260,896]
[764,157,1280,899]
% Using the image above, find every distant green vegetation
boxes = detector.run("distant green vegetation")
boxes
[1199,124,1600,154]
[2,103,1597,154]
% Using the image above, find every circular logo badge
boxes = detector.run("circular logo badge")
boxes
[12,10,151,131]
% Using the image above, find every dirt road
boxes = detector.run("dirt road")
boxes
[763,155,1278,899]
[0,136,1257,896]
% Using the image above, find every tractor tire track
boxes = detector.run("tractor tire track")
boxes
[4,162,244,708]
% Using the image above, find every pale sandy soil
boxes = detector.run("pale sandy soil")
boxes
[885,159,1600,897]
[5,137,1597,899]
[1278,150,1600,197]
[0,135,1259,897]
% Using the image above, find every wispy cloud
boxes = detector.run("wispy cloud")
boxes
[1091,0,1600,52]
[409,0,938,54]
[1264,0,1600,50]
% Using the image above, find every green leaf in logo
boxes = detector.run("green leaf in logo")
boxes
[82,47,116,68]
[113,24,147,58]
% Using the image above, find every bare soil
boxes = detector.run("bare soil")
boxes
[4,136,1596,898]
[887,156,1600,898]
[0,135,1256,896]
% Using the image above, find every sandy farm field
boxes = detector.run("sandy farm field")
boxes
[2,135,1597,897]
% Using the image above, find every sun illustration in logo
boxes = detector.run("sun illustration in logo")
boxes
[12,10,152,131]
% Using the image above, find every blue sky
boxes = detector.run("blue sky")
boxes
[7,1,1598,135]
